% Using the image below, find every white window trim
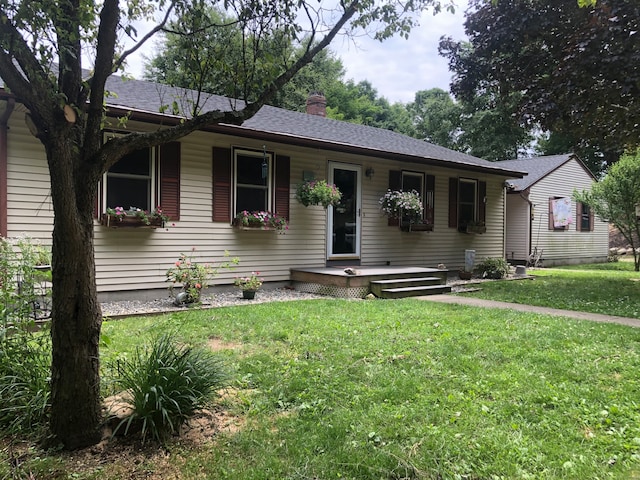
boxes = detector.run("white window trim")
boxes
[233,148,273,215]
[100,132,157,213]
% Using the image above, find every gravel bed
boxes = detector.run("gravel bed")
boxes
[101,288,326,318]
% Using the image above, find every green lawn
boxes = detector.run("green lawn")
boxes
[458,262,640,319]
[7,297,640,479]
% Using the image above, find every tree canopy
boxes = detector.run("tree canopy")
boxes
[439,0,640,171]
[0,0,448,449]
[574,150,640,271]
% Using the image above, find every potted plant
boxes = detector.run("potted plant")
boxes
[234,272,264,299]
[232,210,288,232]
[101,206,169,228]
[296,180,342,208]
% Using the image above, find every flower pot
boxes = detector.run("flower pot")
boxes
[242,289,256,300]
[458,271,473,280]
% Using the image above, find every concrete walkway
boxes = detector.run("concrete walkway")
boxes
[420,294,640,328]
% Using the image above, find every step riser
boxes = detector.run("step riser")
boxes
[378,285,451,299]
[370,276,447,298]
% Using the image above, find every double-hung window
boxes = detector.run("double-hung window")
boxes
[234,149,271,214]
[577,202,593,232]
[448,177,486,231]
[387,170,435,229]
[99,133,181,221]
[104,147,155,212]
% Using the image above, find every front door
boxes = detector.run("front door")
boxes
[327,163,361,260]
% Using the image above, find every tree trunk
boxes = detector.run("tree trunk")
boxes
[47,141,103,449]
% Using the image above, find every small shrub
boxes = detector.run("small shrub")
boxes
[113,333,229,443]
[476,257,509,279]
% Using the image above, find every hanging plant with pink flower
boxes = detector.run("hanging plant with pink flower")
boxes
[296,180,342,208]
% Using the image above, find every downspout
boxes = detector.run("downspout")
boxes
[0,98,15,238]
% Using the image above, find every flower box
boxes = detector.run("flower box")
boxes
[100,213,164,228]
[462,225,486,234]
[400,222,433,232]
[231,218,275,231]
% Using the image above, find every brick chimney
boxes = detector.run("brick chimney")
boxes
[306,92,327,117]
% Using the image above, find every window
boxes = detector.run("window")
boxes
[234,149,271,214]
[104,147,155,212]
[212,147,290,223]
[458,179,477,228]
[387,170,435,228]
[448,177,486,231]
[99,135,181,221]
[577,202,593,232]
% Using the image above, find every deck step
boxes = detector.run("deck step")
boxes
[378,284,452,299]
[370,276,448,298]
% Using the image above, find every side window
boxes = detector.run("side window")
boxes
[577,202,593,232]
[104,147,154,212]
[234,149,272,215]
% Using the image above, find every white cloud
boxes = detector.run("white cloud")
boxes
[122,0,469,105]
[333,2,468,103]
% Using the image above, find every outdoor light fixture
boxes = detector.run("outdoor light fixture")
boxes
[365,167,375,179]
[261,145,268,179]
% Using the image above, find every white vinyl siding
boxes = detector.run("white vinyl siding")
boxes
[527,159,608,266]
[505,194,530,262]
[6,114,513,296]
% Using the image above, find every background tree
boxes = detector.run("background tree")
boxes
[145,6,347,113]
[439,0,640,173]
[407,88,461,149]
[574,150,640,271]
[0,0,448,449]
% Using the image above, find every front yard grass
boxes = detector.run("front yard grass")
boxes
[458,262,640,319]
[6,298,640,479]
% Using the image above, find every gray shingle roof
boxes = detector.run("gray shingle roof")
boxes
[497,154,580,191]
[3,73,526,177]
[101,75,525,177]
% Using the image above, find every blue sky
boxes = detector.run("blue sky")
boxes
[123,1,469,106]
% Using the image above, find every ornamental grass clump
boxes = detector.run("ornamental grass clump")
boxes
[295,180,342,208]
[113,333,229,443]
[379,190,423,219]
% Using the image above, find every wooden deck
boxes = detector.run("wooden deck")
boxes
[290,266,450,298]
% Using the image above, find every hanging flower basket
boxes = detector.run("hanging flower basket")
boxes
[379,190,424,220]
[296,180,342,208]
